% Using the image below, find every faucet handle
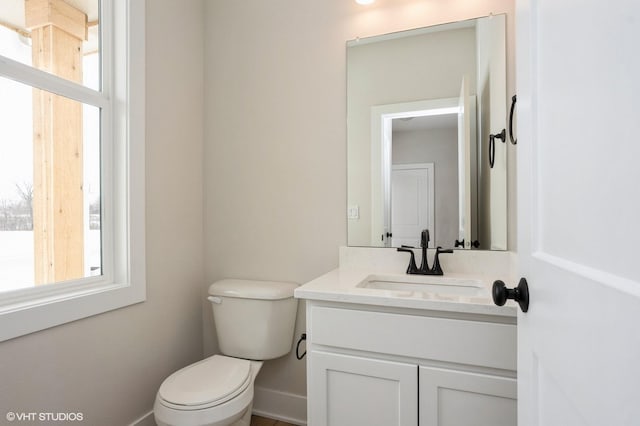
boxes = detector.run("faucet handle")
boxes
[430,246,453,275]
[397,247,419,274]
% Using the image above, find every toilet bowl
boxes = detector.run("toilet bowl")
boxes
[154,355,262,426]
[154,279,298,426]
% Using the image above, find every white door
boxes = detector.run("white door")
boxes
[457,76,471,249]
[516,2,640,425]
[390,164,435,248]
[309,351,417,426]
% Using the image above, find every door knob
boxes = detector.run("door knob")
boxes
[492,278,529,313]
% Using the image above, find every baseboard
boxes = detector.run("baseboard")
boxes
[129,389,306,426]
[252,386,307,426]
[129,409,155,426]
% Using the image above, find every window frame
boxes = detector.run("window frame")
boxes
[0,0,146,342]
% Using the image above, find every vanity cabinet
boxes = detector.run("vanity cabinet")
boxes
[418,366,516,426]
[305,302,517,426]
[311,351,417,426]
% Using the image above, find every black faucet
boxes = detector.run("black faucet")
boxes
[418,229,430,272]
[429,247,454,275]
[397,246,420,274]
[397,229,453,275]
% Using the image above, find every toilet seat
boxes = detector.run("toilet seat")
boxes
[157,355,251,411]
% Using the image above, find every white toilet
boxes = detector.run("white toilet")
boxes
[154,279,299,426]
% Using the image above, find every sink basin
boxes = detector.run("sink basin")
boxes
[357,274,487,297]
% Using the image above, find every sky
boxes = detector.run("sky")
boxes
[0,27,32,201]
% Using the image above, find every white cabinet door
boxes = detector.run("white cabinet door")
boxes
[308,351,417,426]
[419,366,516,426]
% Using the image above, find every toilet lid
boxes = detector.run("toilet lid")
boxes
[158,355,251,407]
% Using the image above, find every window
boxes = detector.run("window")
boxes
[0,0,145,341]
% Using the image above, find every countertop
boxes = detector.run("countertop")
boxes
[294,267,518,318]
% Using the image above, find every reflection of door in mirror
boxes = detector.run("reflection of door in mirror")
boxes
[390,163,434,248]
[458,76,472,249]
[370,98,474,249]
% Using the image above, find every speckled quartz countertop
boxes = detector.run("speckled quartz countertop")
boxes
[294,247,518,318]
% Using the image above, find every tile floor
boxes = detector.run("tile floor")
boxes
[250,415,297,426]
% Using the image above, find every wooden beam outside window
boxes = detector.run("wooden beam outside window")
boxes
[26,0,87,284]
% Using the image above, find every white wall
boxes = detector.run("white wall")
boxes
[0,1,205,424]
[203,0,515,421]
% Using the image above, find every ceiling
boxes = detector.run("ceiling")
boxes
[392,114,458,133]
[0,0,99,30]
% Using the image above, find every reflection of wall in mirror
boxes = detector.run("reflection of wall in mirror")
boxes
[347,27,476,246]
[476,16,507,250]
[393,125,458,248]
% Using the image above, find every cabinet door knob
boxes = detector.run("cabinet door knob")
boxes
[492,278,529,313]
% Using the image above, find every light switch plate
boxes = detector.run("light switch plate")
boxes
[347,205,359,220]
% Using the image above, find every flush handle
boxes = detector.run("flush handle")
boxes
[207,296,222,304]
[492,278,529,313]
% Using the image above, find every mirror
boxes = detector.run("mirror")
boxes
[347,15,508,250]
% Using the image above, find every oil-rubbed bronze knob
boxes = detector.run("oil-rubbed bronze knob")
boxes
[492,278,529,313]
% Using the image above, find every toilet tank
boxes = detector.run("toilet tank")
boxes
[208,279,299,360]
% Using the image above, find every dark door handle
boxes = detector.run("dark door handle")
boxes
[492,278,529,313]
[488,129,506,168]
[509,95,517,145]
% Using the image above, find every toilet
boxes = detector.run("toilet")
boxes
[154,279,299,426]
